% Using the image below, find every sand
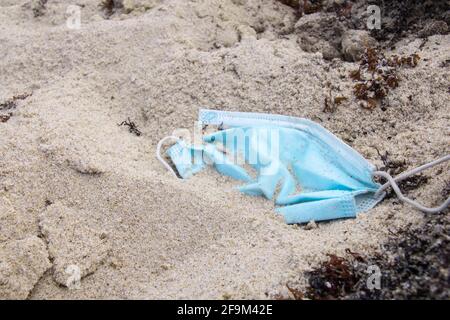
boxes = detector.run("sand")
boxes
[0,0,449,299]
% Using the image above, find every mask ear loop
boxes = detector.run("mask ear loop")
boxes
[156,136,183,179]
[373,154,450,213]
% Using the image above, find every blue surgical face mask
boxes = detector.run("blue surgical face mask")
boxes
[158,109,449,224]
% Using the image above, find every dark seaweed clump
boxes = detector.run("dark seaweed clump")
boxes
[303,211,449,300]
[368,0,449,43]
[99,0,123,17]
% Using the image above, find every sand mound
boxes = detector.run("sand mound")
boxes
[0,0,448,299]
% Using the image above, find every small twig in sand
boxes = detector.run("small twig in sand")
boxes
[0,92,32,111]
[118,117,142,136]
[0,92,32,123]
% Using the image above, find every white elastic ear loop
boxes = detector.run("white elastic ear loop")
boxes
[156,136,183,179]
[373,154,450,213]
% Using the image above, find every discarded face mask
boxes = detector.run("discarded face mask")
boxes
[157,109,450,224]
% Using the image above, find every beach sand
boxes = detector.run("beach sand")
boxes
[0,0,449,299]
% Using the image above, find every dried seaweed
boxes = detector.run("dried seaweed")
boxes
[300,211,449,300]
[286,284,304,300]
[350,47,420,109]
[118,118,142,136]
[305,254,358,299]
[389,54,421,68]
[399,174,429,192]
